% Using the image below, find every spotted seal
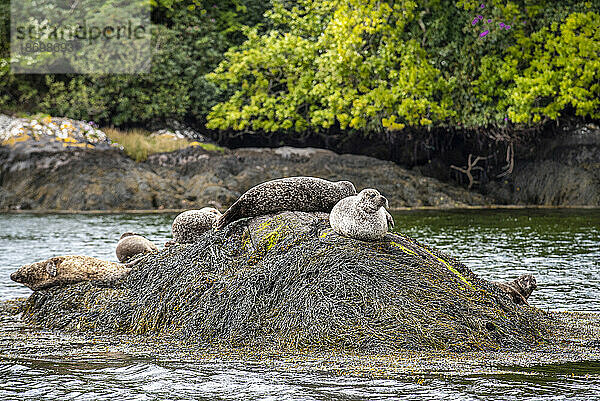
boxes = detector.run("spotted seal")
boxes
[171,207,222,244]
[329,188,394,241]
[493,274,537,305]
[10,255,135,291]
[216,177,357,229]
[116,232,158,263]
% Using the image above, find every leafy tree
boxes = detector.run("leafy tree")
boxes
[1,0,270,126]
[208,0,600,133]
[505,11,600,123]
[207,0,455,133]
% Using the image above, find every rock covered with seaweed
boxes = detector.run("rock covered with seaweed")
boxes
[21,212,549,352]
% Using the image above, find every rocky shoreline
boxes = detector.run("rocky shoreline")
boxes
[16,211,546,352]
[1,114,599,211]
[0,115,489,211]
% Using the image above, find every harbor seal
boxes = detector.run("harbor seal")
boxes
[171,208,222,244]
[116,232,158,263]
[216,177,357,229]
[493,274,537,305]
[10,255,133,291]
[329,188,394,241]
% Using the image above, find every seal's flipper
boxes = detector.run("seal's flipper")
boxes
[385,210,395,229]
[124,253,150,268]
[217,199,243,229]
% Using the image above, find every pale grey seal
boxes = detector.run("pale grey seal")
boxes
[216,177,357,229]
[329,188,394,241]
[171,207,222,243]
[116,232,158,263]
[493,274,538,305]
[10,255,134,291]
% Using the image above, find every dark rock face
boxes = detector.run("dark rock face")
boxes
[0,142,490,211]
[484,124,600,205]
[21,212,549,352]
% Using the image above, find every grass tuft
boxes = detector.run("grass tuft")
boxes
[104,128,219,162]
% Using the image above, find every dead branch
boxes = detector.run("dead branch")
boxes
[450,154,488,189]
[497,142,514,178]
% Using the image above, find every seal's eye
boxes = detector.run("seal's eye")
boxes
[368,193,375,198]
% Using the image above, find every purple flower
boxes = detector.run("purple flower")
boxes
[506,25,511,29]
[480,3,485,8]
[487,19,492,23]
[499,22,505,28]
[479,30,489,37]
[472,18,478,25]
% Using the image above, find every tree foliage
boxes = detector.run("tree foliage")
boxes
[1,0,599,133]
[208,0,600,132]
[505,11,600,123]
[0,0,269,126]
[207,0,455,133]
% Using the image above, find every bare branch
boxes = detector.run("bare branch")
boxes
[450,153,488,189]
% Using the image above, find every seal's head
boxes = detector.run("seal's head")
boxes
[516,274,537,297]
[336,180,358,197]
[357,188,388,213]
[119,232,138,240]
[10,257,63,291]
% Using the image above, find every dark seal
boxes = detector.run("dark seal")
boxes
[216,177,357,228]
[493,274,538,305]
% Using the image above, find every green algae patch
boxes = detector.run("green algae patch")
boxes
[190,142,226,153]
[421,248,475,290]
[22,212,549,353]
[389,241,418,256]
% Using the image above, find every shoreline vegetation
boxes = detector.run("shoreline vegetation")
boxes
[103,127,226,162]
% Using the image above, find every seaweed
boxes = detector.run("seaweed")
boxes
[22,212,551,352]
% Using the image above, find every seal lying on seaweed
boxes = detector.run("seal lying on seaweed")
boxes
[116,232,158,262]
[10,255,137,291]
[216,176,357,229]
[171,208,222,244]
[329,188,394,241]
[493,274,538,305]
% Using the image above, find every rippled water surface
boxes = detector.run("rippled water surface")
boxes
[1,355,598,401]
[0,210,599,400]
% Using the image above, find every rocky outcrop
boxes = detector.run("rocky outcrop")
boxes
[2,114,598,209]
[21,212,549,351]
[0,139,490,211]
[483,124,600,206]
